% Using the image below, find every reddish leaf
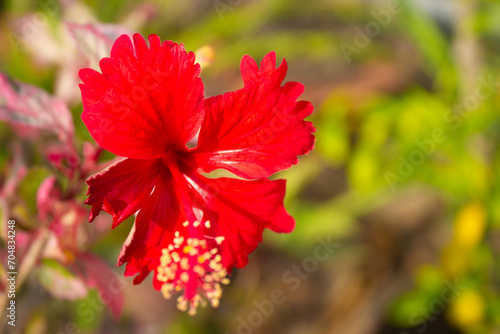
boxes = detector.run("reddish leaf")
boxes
[78,253,125,319]
[67,22,133,69]
[36,176,59,222]
[0,74,74,144]
[45,144,80,178]
[0,143,27,200]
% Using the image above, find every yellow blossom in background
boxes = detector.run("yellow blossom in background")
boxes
[441,201,486,277]
[195,45,215,70]
[453,201,486,249]
[447,289,485,330]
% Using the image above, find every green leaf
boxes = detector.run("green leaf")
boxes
[36,259,88,301]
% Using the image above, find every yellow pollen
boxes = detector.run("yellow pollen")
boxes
[160,253,171,266]
[194,265,204,275]
[171,252,180,263]
[180,258,190,270]
[157,220,230,315]
[161,284,173,298]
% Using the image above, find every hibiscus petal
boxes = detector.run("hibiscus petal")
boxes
[116,166,293,287]
[80,33,204,159]
[85,157,161,228]
[183,172,294,270]
[118,222,170,287]
[192,51,315,179]
[117,169,181,286]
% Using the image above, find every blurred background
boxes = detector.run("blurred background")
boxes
[1,0,500,333]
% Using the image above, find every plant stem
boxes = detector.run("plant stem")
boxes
[0,227,50,330]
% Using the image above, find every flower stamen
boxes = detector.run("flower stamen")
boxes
[157,220,230,315]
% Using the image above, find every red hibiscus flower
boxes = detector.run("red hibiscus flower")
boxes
[79,33,315,315]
